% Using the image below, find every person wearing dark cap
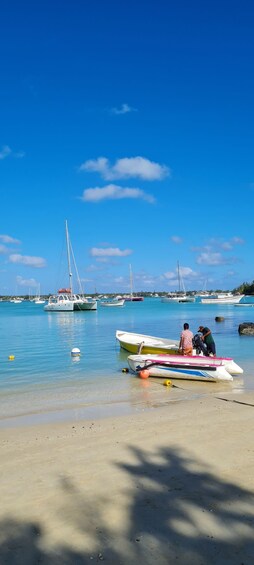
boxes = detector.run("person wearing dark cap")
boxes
[198,325,216,356]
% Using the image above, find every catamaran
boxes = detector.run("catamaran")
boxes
[44,221,97,312]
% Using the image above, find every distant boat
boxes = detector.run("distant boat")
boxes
[124,265,144,301]
[44,221,97,312]
[100,299,125,307]
[161,262,195,303]
[201,293,244,304]
[34,284,45,304]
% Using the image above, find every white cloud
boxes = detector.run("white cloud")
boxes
[171,236,182,244]
[0,244,8,254]
[0,145,11,159]
[79,156,170,181]
[163,271,177,280]
[196,252,237,265]
[90,247,132,257]
[16,275,38,287]
[111,103,137,115]
[81,184,155,203]
[9,254,46,268]
[231,236,244,245]
[0,234,21,244]
[0,146,25,160]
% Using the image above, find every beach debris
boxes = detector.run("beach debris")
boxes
[71,347,81,356]
[8,355,15,360]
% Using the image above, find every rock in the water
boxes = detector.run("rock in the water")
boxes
[215,316,225,322]
[238,322,254,335]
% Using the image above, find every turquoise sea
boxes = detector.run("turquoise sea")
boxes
[1,297,254,427]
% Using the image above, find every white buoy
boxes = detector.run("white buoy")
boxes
[71,347,81,357]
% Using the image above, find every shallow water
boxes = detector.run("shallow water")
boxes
[0,297,254,427]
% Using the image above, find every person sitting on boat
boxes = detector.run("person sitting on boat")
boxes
[198,326,216,356]
[179,323,194,356]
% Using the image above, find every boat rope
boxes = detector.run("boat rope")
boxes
[216,397,254,408]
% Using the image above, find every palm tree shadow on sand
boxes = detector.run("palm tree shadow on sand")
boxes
[1,446,254,564]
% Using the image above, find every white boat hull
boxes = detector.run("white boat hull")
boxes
[128,354,233,382]
[201,295,244,304]
[101,300,125,307]
[161,296,195,303]
[74,298,97,310]
[44,300,74,311]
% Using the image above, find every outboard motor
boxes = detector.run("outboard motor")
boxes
[193,333,208,356]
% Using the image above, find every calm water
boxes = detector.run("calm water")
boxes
[1,297,254,427]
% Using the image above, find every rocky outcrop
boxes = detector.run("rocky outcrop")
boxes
[238,322,254,335]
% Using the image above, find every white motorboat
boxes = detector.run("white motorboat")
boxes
[201,293,244,304]
[100,299,125,307]
[116,330,243,375]
[127,354,233,382]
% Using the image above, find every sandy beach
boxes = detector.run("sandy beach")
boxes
[1,392,254,564]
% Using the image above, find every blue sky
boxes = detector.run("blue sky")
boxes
[1,0,254,295]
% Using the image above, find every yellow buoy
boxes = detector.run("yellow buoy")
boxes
[8,355,15,360]
[163,379,172,387]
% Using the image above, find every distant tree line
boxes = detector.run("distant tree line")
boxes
[233,281,254,295]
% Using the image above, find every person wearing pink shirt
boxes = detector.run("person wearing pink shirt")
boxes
[179,322,194,356]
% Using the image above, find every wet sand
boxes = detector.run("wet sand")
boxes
[1,392,254,564]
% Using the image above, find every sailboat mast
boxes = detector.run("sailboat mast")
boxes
[65,220,73,295]
[129,264,133,298]
[177,261,180,293]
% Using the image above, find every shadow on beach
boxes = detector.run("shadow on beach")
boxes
[1,446,254,564]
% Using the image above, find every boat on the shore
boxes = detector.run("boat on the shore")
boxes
[116,330,243,374]
[116,330,179,355]
[127,354,233,382]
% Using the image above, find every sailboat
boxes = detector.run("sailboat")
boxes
[44,221,97,312]
[124,264,144,302]
[161,262,195,303]
[34,284,45,304]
